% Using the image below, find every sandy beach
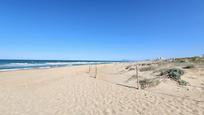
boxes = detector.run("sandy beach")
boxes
[0,62,204,115]
[1,0,203,114]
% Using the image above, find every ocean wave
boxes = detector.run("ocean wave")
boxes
[0,61,107,72]
[0,59,114,72]
[0,62,69,67]
[0,68,33,72]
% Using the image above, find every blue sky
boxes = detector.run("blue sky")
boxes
[0,0,203,60]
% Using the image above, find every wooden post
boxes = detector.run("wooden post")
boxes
[136,65,140,90]
[88,65,91,73]
[95,64,97,78]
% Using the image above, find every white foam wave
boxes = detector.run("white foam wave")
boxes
[0,68,32,72]
[0,62,104,68]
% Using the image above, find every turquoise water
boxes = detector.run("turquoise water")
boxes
[0,59,117,71]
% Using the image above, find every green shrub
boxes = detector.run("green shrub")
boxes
[175,58,186,63]
[183,65,195,69]
[125,65,135,71]
[159,68,189,86]
[178,79,189,86]
[160,68,184,81]
[125,65,131,70]
[158,69,169,76]
[140,66,154,72]
[191,56,200,62]
[168,68,184,81]
[139,78,160,89]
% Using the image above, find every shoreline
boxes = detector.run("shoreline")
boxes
[0,59,124,73]
[0,62,119,73]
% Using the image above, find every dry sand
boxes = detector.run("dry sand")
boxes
[0,63,204,115]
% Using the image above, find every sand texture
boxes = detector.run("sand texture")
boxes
[0,63,204,115]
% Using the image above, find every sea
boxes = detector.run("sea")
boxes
[0,59,117,72]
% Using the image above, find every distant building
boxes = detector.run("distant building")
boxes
[166,58,175,62]
[154,57,165,61]
[157,57,164,60]
[159,57,164,60]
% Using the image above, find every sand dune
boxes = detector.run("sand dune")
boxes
[0,64,204,115]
